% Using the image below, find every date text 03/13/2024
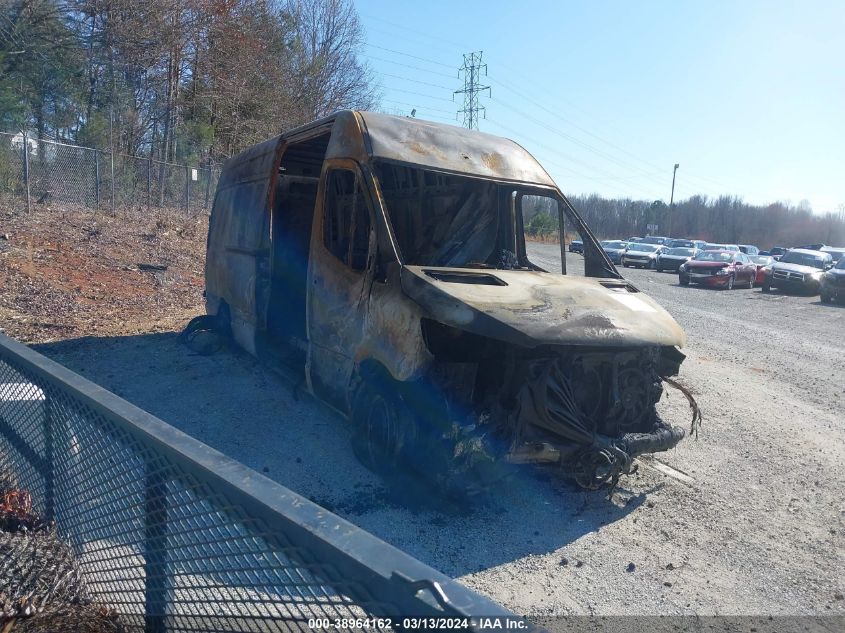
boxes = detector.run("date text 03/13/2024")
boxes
[306,617,529,630]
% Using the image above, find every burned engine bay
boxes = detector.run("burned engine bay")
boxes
[415,319,699,491]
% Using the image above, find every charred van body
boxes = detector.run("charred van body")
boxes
[204,111,697,491]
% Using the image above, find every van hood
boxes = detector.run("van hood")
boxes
[400,266,686,349]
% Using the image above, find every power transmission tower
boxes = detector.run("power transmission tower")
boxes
[454,51,491,130]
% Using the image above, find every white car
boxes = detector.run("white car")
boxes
[621,243,665,269]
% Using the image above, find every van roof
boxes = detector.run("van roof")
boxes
[220,110,557,188]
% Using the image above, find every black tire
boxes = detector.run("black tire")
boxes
[351,380,416,476]
[747,274,755,289]
[762,282,771,293]
[647,260,655,270]
[724,275,735,290]
[821,292,831,303]
[180,312,228,355]
[679,277,689,286]
[656,266,663,273]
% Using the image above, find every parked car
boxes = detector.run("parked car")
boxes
[768,246,789,260]
[621,243,665,268]
[820,246,845,263]
[820,256,845,303]
[704,243,740,252]
[749,255,775,285]
[627,236,643,243]
[738,244,759,255]
[656,247,698,272]
[641,235,669,245]
[678,250,757,289]
[569,239,584,254]
[762,249,834,294]
[600,240,628,264]
[204,109,691,491]
[667,239,695,248]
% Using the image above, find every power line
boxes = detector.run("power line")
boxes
[454,51,490,130]
[381,100,456,116]
[362,54,457,80]
[381,72,453,91]
[362,41,740,195]
[490,95,669,191]
[487,73,739,193]
[383,87,455,103]
[485,119,661,200]
[364,40,738,199]
[363,43,455,69]
[361,13,466,50]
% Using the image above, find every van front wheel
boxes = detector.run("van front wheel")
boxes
[351,381,415,475]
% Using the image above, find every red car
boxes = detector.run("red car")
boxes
[749,254,775,284]
[678,250,757,289]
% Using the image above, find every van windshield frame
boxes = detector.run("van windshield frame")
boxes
[371,160,619,278]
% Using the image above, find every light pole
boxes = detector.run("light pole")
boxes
[668,163,679,237]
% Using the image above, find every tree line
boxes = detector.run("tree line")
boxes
[3,1,841,247]
[1,0,379,165]
[524,192,845,250]
[569,194,845,249]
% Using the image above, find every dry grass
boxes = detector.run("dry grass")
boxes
[0,196,207,343]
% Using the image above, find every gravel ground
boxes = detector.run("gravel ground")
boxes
[34,243,845,618]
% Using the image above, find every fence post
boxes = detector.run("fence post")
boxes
[184,163,190,214]
[22,131,31,213]
[158,161,166,208]
[144,460,168,633]
[94,151,101,209]
[109,147,115,215]
[204,164,212,210]
[147,158,152,211]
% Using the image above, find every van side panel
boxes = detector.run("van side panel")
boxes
[206,138,281,356]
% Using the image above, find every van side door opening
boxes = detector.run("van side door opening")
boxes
[265,132,330,360]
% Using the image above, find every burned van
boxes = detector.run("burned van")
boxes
[205,111,697,491]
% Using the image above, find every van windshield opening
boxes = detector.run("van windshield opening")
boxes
[374,161,617,277]
[374,162,514,268]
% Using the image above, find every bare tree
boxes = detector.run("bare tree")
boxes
[282,0,381,123]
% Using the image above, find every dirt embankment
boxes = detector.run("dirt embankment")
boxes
[0,198,207,343]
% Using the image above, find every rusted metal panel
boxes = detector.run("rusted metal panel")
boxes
[216,136,281,190]
[399,265,686,349]
[355,112,556,186]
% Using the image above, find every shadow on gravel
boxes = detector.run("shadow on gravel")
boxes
[34,333,646,578]
[812,300,845,309]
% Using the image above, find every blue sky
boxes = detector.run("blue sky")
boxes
[356,0,844,213]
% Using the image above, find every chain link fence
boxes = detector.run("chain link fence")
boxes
[0,131,219,215]
[0,333,520,632]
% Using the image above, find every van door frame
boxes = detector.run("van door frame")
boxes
[257,123,334,339]
[305,157,379,412]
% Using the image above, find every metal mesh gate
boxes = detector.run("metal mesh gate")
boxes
[0,334,517,631]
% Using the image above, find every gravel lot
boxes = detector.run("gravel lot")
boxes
[35,243,845,618]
